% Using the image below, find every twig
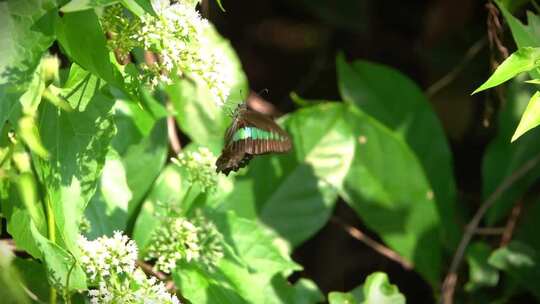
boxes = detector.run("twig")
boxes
[440,153,540,304]
[474,227,505,235]
[136,260,168,281]
[500,200,523,247]
[136,260,177,292]
[425,38,487,98]
[331,217,413,270]
[167,115,181,154]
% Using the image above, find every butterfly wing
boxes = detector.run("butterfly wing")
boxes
[216,107,292,175]
[241,109,292,154]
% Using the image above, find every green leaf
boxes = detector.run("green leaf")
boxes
[123,0,156,16]
[18,116,49,159]
[223,103,354,247]
[489,241,540,300]
[86,106,167,238]
[292,278,325,304]
[0,243,31,304]
[340,105,443,285]
[361,273,405,304]
[174,254,298,304]
[336,55,459,248]
[132,164,195,249]
[167,25,248,153]
[496,1,540,48]
[511,91,540,141]
[209,211,301,277]
[173,260,249,304]
[328,272,405,304]
[13,258,50,302]
[33,67,116,254]
[215,0,226,12]
[61,0,116,13]
[473,47,540,94]
[55,10,122,88]
[29,221,87,292]
[1,178,45,258]
[465,242,499,291]
[483,78,540,224]
[0,0,56,129]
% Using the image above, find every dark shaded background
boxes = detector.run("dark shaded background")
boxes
[207,0,512,302]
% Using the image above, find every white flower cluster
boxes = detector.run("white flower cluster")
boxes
[101,0,233,106]
[79,231,138,283]
[171,147,218,192]
[78,231,180,304]
[144,218,201,273]
[143,212,224,274]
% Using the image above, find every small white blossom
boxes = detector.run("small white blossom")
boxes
[78,231,137,283]
[78,232,181,304]
[171,147,218,192]
[143,212,224,273]
[144,218,201,273]
[101,1,234,106]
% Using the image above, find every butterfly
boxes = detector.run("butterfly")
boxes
[215,102,292,175]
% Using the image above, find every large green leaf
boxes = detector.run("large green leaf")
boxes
[328,272,405,304]
[473,48,540,94]
[0,243,31,304]
[0,0,56,128]
[489,241,540,300]
[511,90,540,141]
[29,221,87,292]
[13,258,50,302]
[85,96,167,238]
[337,55,459,248]
[1,178,45,258]
[340,105,442,285]
[483,78,540,224]
[55,9,123,88]
[173,253,299,304]
[34,66,115,254]
[209,211,301,277]
[223,103,354,247]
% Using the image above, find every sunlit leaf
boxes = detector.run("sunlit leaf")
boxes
[328,272,405,304]
[337,54,459,248]
[511,91,540,141]
[473,47,540,94]
[341,105,443,285]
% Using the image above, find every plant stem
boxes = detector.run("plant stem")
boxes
[46,196,57,304]
[440,153,540,304]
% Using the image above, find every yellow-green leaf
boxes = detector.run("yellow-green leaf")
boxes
[512,91,540,142]
[473,47,540,94]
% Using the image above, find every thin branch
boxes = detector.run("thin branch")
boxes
[167,115,181,154]
[500,200,523,247]
[474,227,505,235]
[136,260,168,281]
[331,217,413,270]
[440,153,540,304]
[425,37,487,98]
